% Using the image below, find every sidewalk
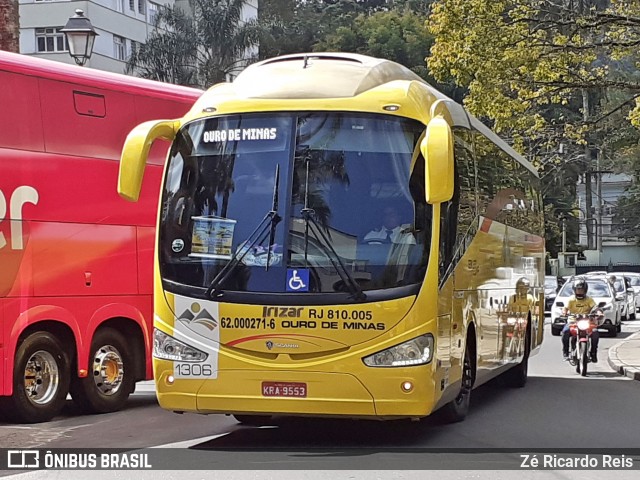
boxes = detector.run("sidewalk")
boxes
[607,331,640,381]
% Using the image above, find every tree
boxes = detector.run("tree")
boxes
[613,183,640,243]
[427,0,640,254]
[315,8,434,80]
[0,0,20,53]
[126,0,260,88]
[258,0,434,59]
[428,0,640,137]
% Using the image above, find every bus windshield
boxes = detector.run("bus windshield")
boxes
[159,112,430,298]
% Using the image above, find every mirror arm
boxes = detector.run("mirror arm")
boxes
[118,120,179,202]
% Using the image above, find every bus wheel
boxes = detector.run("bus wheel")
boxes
[233,415,273,426]
[70,328,135,414]
[440,342,474,423]
[6,332,70,423]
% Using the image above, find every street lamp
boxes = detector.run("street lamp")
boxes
[60,9,98,67]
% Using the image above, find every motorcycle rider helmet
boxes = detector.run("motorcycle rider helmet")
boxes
[516,277,530,296]
[573,277,588,299]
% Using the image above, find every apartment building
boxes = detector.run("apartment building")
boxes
[19,0,258,75]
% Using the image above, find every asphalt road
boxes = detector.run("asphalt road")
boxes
[1,321,639,477]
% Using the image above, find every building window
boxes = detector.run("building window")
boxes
[114,35,126,61]
[138,0,146,15]
[129,0,135,11]
[115,0,125,13]
[36,28,68,53]
[149,2,159,25]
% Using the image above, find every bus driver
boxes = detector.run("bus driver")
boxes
[364,206,416,245]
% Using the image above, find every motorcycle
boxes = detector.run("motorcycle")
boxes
[566,313,601,377]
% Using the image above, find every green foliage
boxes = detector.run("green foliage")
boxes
[315,9,433,80]
[259,0,434,59]
[427,0,640,253]
[614,183,640,244]
[126,0,260,88]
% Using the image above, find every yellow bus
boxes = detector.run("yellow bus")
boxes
[118,53,545,424]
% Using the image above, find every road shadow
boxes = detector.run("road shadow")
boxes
[0,394,158,425]
[609,331,637,340]
[187,374,640,453]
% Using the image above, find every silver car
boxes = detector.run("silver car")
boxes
[550,277,621,337]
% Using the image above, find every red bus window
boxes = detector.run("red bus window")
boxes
[73,91,106,117]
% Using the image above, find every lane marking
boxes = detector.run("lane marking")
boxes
[150,432,232,449]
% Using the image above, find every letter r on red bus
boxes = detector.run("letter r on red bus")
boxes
[0,186,39,250]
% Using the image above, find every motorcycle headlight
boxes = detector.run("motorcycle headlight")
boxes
[363,334,433,367]
[153,328,208,362]
[577,319,591,330]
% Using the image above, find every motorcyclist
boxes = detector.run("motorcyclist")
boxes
[561,276,602,362]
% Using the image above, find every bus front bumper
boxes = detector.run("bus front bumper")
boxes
[155,367,437,420]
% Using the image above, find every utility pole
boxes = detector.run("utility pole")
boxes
[582,88,594,250]
[596,149,602,256]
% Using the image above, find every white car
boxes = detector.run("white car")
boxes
[616,272,640,318]
[585,274,630,321]
[550,277,621,337]
[620,275,636,320]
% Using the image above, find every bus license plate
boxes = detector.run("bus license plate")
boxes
[262,382,307,398]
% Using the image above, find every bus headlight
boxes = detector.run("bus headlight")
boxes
[362,334,434,367]
[153,329,208,362]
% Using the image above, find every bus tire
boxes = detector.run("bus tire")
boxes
[440,339,474,423]
[233,414,272,426]
[5,332,70,423]
[70,328,134,414]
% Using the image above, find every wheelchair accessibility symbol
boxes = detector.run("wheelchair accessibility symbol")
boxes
[286,269,309,292]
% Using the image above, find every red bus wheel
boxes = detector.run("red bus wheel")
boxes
[4,332,70,423]
[70,328,135,414]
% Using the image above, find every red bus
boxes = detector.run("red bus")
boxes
[0,51,202,423]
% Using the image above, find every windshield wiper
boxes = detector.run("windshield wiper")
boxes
[205,164,281,298]
[300,159,366,302]
[265,164,280,272]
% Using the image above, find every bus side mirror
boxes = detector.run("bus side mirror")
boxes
[421,116,454,204]
[118,119,179,202]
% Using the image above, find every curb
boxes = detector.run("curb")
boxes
[607,331,640,381]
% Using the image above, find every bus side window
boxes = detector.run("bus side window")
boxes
[440,130,476,280]
[39,78,135,160]
[439,160,461,280]
[0,70,44,152]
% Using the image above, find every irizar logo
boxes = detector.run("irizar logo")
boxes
[262,306,303,318]
[177,302,218,331]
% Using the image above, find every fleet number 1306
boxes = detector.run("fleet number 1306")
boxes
[174,363,213,376]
